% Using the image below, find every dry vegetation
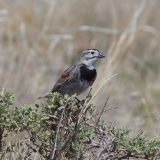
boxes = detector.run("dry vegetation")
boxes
[0,0,160,143]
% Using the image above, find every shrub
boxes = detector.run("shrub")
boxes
[0,89,160,159]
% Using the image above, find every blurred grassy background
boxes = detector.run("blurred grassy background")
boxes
[0,0,160,136]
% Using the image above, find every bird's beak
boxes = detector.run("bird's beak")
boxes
[98,52,105,58]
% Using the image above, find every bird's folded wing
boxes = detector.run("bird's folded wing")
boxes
[51,65,76,92]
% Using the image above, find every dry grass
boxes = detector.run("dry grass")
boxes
[0,0,160,136]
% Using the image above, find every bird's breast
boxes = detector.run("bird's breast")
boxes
[80,65,97,82]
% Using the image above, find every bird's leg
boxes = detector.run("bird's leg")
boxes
[75,88,92,104]
[75,97,86,106]
[75,97,81,103]
[86,87,92,98]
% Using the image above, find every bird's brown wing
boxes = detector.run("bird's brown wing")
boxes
[51,65,76,93]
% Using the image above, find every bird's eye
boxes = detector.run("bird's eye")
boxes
[91,51,94,54]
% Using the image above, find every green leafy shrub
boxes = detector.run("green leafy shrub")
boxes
[0,89,160,160]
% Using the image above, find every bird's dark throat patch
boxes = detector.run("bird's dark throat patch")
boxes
[80,65,97,82]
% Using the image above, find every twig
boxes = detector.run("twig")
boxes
[57,119,79,155]
[83,73,118,114]
[109,152,146,160]
[54,102,82,159]
[41,0,57,35]
[95,97,109,127]
[87,87,92,97]
[79,25,121,35]
[49,105,66,160]
[26,143,38,152]
[104,106,120,112]
[0,127,3,151]
[94,138,113,160]
[130,0,146,33]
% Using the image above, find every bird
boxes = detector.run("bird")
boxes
[51,49,105,96]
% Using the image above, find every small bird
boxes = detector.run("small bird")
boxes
[51,49,105,96]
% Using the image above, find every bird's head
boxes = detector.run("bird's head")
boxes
[80,49,105,67]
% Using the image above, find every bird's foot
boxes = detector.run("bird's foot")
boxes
[75,97,85,104]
